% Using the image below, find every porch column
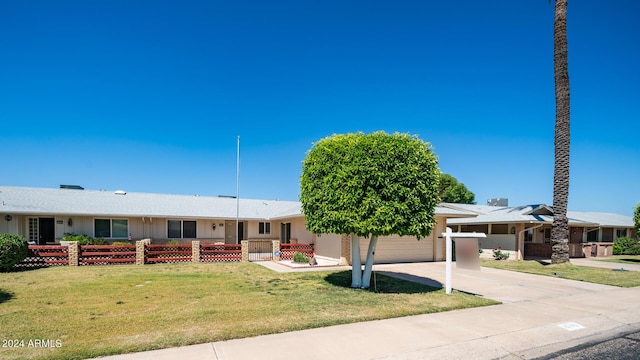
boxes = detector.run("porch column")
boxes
[272,240,281,261]
[192,241,201,263]
[515,224,525,260]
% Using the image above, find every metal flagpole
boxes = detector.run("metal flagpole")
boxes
[236,136,240,244]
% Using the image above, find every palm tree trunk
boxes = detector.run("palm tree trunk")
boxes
[551,0,570,264]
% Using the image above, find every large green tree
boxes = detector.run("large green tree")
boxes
[439,173,475,204]
[551,0,571,264]
[300,132,440,288]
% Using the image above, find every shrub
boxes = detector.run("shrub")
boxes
[492,247,509,260]
[613,237,640,255]
[293,252,309,263]
[92,237,109,245]
[167,239,181,245]
[61,233,94,245]
[111,241,133,246]
[0,233,29,272]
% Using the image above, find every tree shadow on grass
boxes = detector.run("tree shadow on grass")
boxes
[619,258,640,264]
[324,270,443,294]
[0,289,14,304]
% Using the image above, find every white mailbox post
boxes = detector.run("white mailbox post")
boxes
[442,227,486,294]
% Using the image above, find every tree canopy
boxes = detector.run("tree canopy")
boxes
[438,173,475,204]
[300,131,441,288]
[300,131,440,239]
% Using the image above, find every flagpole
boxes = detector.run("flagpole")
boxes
[236,136,240,244]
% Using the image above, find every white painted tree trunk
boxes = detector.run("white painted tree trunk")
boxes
[361,235,378,289]
[350,233,362,288]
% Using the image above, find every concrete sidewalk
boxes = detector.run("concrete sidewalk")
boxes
[97,260,640,360]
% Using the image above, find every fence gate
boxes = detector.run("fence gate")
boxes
[248,241,273,262]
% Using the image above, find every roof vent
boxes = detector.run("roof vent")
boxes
[60,185,84,190]
[114,190,127,195]
[487,198,508,206]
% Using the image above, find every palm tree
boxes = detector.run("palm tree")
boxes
[551,0,570,264]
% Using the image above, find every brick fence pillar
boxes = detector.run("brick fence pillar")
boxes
[192,241,200,263]
[241,240,249,262]
[136,239,151,265]
[272,240,281,262]
[67,241,79,266]
[341,234,351,265]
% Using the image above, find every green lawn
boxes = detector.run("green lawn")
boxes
[596,255,640,265]
[0,262,498,360]
[480,259,640,287]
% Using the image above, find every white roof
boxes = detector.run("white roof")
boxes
[445,203,634,228]
[0,186,301,220]
[0,186,472,220]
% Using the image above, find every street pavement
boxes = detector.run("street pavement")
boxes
[97,257,640,360]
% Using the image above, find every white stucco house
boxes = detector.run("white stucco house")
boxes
[0,185,476,265]
[444,203,636,259]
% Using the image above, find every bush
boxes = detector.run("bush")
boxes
[293,252,309,263]
[92,237,109,245]
[111,241,133,246]
[492,247,509,260]
[613,237,640,255]
[167,239,181,245]
[0,233,29,272]
[61,233,94,245]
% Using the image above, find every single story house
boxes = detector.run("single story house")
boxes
[0,185,476,265]
[444,203,636,259]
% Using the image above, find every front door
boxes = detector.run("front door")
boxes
[280,222,291,243]
[39,218,55,245]
[225,221,245,244]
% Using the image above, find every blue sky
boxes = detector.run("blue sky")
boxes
[1,0,639,216]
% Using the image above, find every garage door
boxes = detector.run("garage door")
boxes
[359,234,434,264]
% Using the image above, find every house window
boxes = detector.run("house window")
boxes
[168,220,196,239]
[461,224,488,233]
[616,229,627,238]
[259,222,271,235]
[95,219,129,238]
[524,229,533,242]
[544,228,551,242]
[602,228,614,242]
[28,218,39,243]
[491,224,508,234]
[587,229,599,242]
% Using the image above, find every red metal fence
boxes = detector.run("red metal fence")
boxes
[145,244,193,264]
[14,242,315,269]
[280,243,314,260]
[80,245,136,265]
[201,243,242,262]
[15,245,70,269]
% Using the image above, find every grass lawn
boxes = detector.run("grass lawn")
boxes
[0,262,498,360]
[596,255,640,265]
[480,259,640,287]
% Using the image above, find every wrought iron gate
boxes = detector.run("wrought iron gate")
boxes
[248,241,273,261]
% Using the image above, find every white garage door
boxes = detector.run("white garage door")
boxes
[359,234,434,264]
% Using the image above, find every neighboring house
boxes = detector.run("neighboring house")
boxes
[444,203,636,259]
[0,185,476,264]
